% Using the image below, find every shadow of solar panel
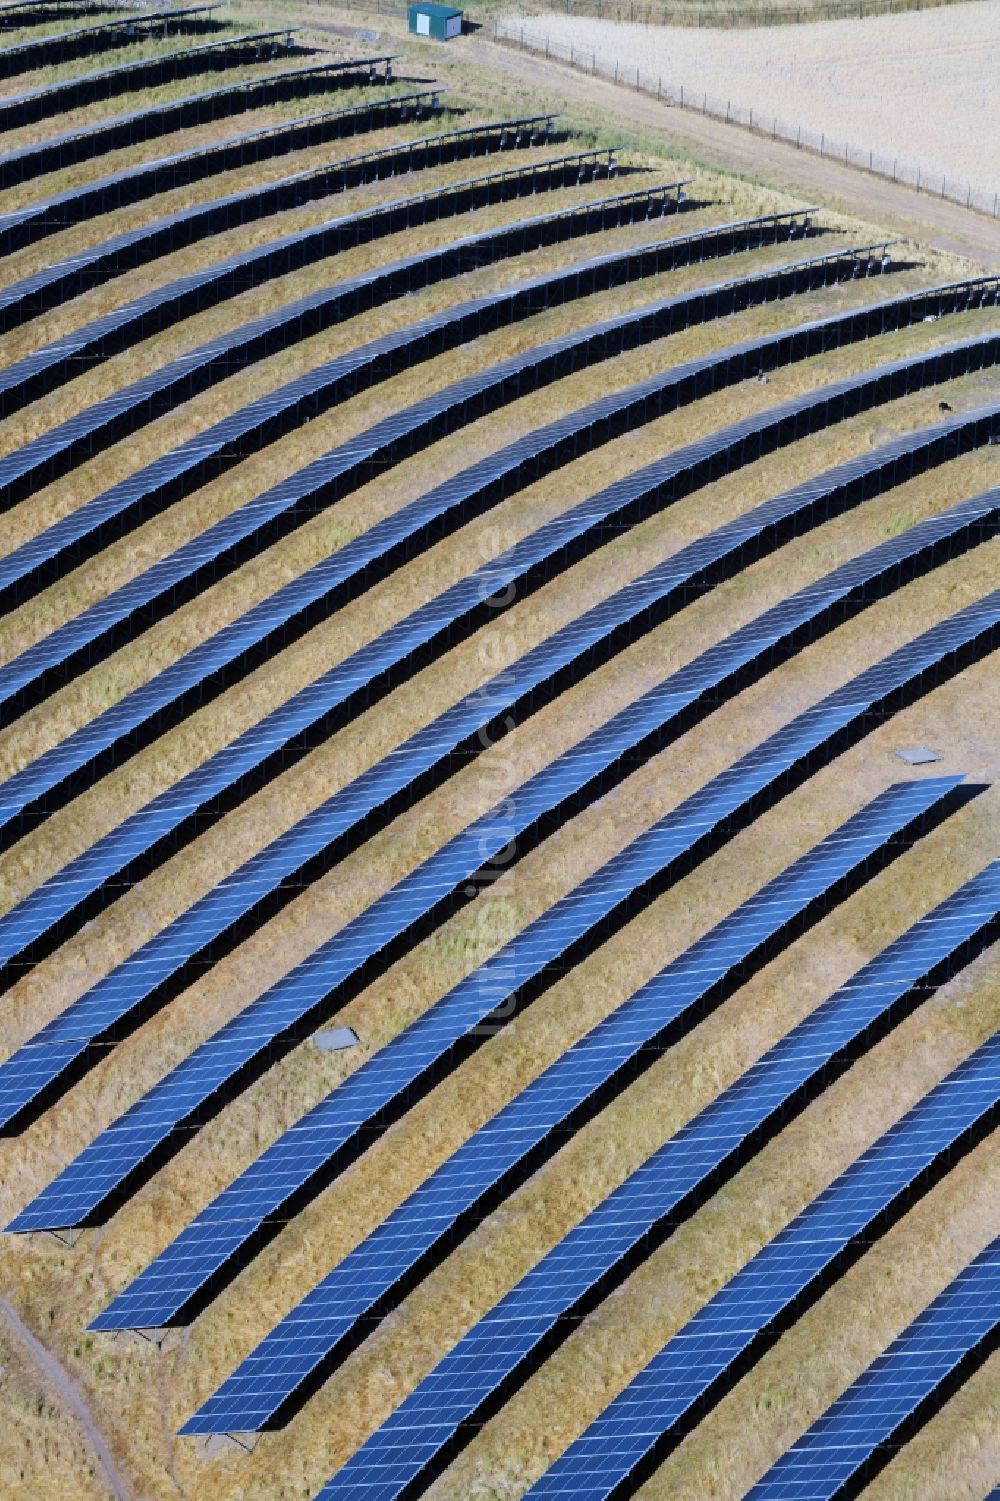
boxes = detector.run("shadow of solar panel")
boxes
[0,171,697,536]
[0,423,994,1042]
[0,87,442,256]
[174,841,998,1432]
[0,403,994,999]
[104,780,984,1366]
[0,27,308,130]
[0,141,605,439]
[7,586,998,1228]
[520,1037,1000,1501]
[310,1033,1000,1500]
[745,1238,1000,1501]
[0,56,400,190]
[0,112,564,338]
[0,7,218,80]
[0,0,92,19]
[4,273,989,746]
[9,248,918,727]
[0,305,994,947]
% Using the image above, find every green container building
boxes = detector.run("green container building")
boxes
[408,1,463,39]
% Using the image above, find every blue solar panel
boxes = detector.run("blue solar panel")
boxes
[0,405,993,990]
[0,112,562,337]
[1,274,990,756]
[0,27,304,130]
[0,88,442,256]
[745,1237,1000,1500]
[7,585,998,1230]
[0,172,694,537]
[0,7,217,80]
[1,450,994,1098]
[519,1037,1000,1501]
[0,55,395,190]
[99,782,982,1375]
[0,0,90,17]
[6,242,903,720]
[0,369,993,1001]
[310,1032,1000,1498]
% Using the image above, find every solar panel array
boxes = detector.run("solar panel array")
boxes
[3,278,993,748]
[0,87,444,256]
[0,7,219,81]
[12,242,926,722]
[0,336,993,961]
[0,111,561,335]
[310,1032,1000,1498]
[0,27,307,131]
[71,502,997,1340]
[0,19,997,1497]
[2,394,993,1000]
[8,585,999,1224]
[109,779,974,1367]
[516,1035,1000,1500]
[745,1237,1000,1501]
[0,56,398,189]
[0,172,695,557]
[1,424,995,1029]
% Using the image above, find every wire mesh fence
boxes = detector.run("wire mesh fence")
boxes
[494,0,978,28]
[492,19,999,219]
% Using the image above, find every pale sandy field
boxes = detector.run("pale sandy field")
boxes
[514,0,1000,198]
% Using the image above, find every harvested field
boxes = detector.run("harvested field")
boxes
[513,0,1000,199]
[0,7,997,1501]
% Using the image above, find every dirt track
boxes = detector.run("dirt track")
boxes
[463,32,1000,268]
[0,1296,130,1501]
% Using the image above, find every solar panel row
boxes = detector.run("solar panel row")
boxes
[177,833,998,1436]
[0,56,394,189]
[0,6,217,80]
[0,87,442,255]
[57,487,991,1323]
[4,275,988,738]
[95,773,976,1346]
[0,26,304,131]
[7,585,998,1230]
[0,139,595,426]
[0,405,992,1006]
[3,477,991,1141]
[1,410,994,1010]
[0,0,92,19]
[0,174,694,548]
[745,1237,1000,1501]
[518,1036,1000,1501]
[6,244,896,722]
[0,111,561,335]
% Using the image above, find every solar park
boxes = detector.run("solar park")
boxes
[0,3,996,1500]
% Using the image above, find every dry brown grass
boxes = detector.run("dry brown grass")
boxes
[0,40,997,1501]
[0,1310,114,1501]
[0,22,260,103]
[0,82,425,216]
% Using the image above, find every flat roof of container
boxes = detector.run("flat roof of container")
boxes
[409,3,463,15]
